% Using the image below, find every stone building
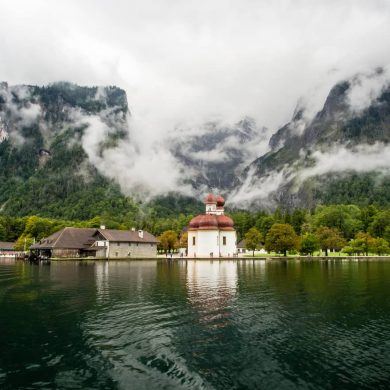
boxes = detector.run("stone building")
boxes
[31,227,158,259]
[92,228,158,258]
[187,194,237,258]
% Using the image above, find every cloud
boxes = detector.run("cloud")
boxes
[72,110,194,198]
[229,166,288,207]
[230,143,390,207]
[0,0,390,201]
[347,68,390,112]
[300,143,390,180]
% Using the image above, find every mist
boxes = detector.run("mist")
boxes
[1,0,390,203]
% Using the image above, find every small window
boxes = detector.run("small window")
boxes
[136,243,139,247]
[192,236,196,245]
[117,242,120,246]
[115,251,119,257]
[150,244,154,247]
[223,236,226,246]
[129,243,131,247]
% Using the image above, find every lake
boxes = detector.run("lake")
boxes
[0,259,389,389]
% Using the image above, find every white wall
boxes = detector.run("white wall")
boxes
[188,229,237,258]
[219,230,237,257]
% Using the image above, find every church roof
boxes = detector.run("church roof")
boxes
[188,214,234,231]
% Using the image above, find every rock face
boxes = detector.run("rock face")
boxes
[0,82,132,218]
[236,74,390,208]
[0,75,389,216]
[170,117,268,191]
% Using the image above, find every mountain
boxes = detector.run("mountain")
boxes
[0,75,389,221]
[0,82,137,219]
[233,73,390,208]
[169,117,268,191]
[0,82,203,220]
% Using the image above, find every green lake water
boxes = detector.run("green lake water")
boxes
[0,259,389,389]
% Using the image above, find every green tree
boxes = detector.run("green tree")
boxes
[265,223,299,256]
[0,220,6,241]
[231,211,255,240]
[354,232,376,256]
[158,230,178,254]
[369,210,390,238]
[370,238,390,255]
[314,205,362,239]
[14,234,34,251]
[258,216,275,238]
[245,227,263,256]
[300,233,320,256]
[342,245,355,256]
[316,227,346,256]
[179,231,188,248]
[291,209,307,235]
[360,205,378,231]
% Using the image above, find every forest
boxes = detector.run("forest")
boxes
[1,203,389,256]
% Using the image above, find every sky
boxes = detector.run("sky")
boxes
[1,0,390,200]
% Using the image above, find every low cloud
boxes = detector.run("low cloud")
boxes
[347,68,390,113]
[1,1,390,203]
[230,143,390,207]
[300,143,390,180]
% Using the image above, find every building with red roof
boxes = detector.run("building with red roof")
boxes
[187,194,237,258]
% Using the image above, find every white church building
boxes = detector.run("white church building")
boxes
[187,194,237,258]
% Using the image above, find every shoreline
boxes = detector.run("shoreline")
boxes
[11,255,390,262]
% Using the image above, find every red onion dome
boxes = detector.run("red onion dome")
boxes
[198,214,218,229]
[217,215,234,229]
[216,195,225,207]
[204,193,217,204]
[189,215,203,229]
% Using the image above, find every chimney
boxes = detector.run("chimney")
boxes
[100,225,106,230]
[138,230,144,239]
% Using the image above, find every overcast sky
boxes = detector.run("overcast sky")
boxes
[1,0,390,200]
[1,0,390,133]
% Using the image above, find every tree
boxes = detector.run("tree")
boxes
[291,209,307,235]
[158,230,178,254]
[354,232,375,256]
[258,216,275,238]
[300,233,320,256]
[369,210,390,238]
[245,227,263,256]
[265,223,299,256]
[14,234,34,251]
[385,226,390,244]
[313,205,362,239]
[370,238,390,255]
[0,221,6,241]
[231,211,255,240]
[342,245,355,256]
[316,227,346,256]
[179,231,188,248]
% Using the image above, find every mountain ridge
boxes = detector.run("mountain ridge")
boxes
[0,76,389,220]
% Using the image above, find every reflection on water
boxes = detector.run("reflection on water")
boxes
[1,259,390,389]
[186,261,237,328]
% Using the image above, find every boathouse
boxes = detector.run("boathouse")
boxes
[31,227,158,259]
[0,241,16,256]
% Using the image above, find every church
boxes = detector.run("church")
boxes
[187,194,237,258]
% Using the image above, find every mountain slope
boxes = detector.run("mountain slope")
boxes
[0,76,389,218]
[234,73,390,208]
[0,82,139,219]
